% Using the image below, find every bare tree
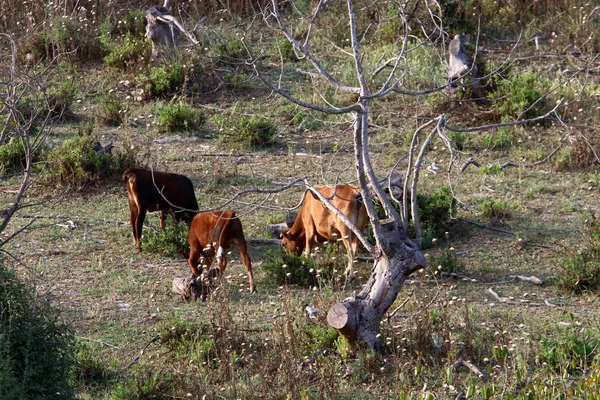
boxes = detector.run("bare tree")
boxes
[241,0,567,353]
[145,0,200,60]
[0,34,57,251]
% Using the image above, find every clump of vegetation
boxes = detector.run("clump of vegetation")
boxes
[477,198,515,223]
[42,133,139,188]
[140,218,189,258]
[488,71,547,120]
[538,329,599,374]
[556,213,600,293]
[138,63,185,99]
[155,102,206,133]
[417,186,457,247]
[553,131,600,171]
[97,93,127,127]
[0,261,75,399]
[262,250,319,287]
[71,342,117,392]
[216,114,278,149]
[103,34,151,71]
[0,137,26,174]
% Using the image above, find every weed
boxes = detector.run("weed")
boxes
[41,134,140,188]
[97,93,127,127]
[0,261,75,399]
[477,198,514,223]
[482,126,515,150]
[417,186,457,248]
[155,102,206,134]
[262,250,319,287]
[488,71,548,120]
[140,218,190,258]
[538,329,599,374]
[215,114,278,150]
[428,245,461,274]
[138,63,185,99]
[103,33,151,71]
[556,213,600,293]
[71,342,116,391]
[0,137,26,173]
[447,131,473,151]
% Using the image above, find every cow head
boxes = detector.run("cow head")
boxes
[281,230,304,256]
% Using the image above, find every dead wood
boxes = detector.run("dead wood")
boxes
[452,357,484,379]
[126,334,160,368]
[460,157,481,172]
[487,287,548,306]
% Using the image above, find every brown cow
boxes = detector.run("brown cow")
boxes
[123,167,198,250]
[187,210,256,293]
[281,184,369,279]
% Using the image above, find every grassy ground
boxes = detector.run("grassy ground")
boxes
[1,3,600,397]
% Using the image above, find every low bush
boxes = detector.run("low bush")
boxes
[556,213,600,293]
[103,34,151,72]
[97,94,127,127]
[140,218,189,258]
[41,134,141,188]
[477,198,514,223]
[0,137,26,174]
[488,71,548,121]
[138,63,185,99]
[262,250,319,287]
[0,262,75,399]
[417,186,457,247]
[155,102,206,134]
[215,114,278,149]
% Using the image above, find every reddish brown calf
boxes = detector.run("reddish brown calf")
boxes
[187,210,256,293]
[123,167,198,250]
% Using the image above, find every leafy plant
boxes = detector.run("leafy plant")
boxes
[138,63,185,99]
[42,134,139,188]
[103,33,151,71]
[155,102,206,134]
[539,330,599,374]
[140,218,190,258]
[262,250,319,287]
[0,261,75,399]
[216,114,278,149]
[477,198,514,222]
[97,94,126,127]
[556,213,600,293]
[0,137,26,174]
[488,71,547,120]
[417,186,457,247]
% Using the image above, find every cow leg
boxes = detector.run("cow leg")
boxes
[135,207,147,251]
[187,240,202,276]
[342,237,356,281]
[159,210,166,228]
[234,241,256,293]
[128,201,140,249]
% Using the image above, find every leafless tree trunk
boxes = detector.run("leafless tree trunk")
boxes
[145,1,200,60]
[0,34,57,250]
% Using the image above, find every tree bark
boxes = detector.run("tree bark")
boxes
[327,221,426,353]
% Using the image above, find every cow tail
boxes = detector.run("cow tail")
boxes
[122,169,135,183]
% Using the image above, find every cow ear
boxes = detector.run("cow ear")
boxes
[281,231,289,239]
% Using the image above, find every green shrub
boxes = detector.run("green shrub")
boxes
[156,102,206,134]
[0,137,26,174]
[539,330,599,374]
[262,250,319,287]
[103,34,151,71]
[71,342,116,391]
[141,218,189,258]
[488,71,547,120]
[0,262,75,399]
[138,63,185,99]
[97,94,126,127]
[556,213,600,293]
[42,134,140,188]
[216,114,278,149]
[417,186,457,247]
[482,126,515,150]
[48,80,77,120]
[477,198,514,222]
